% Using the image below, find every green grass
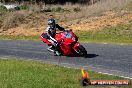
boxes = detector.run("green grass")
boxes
[75,22,132,44]
[0,57,131,88]
[0,35,40,40]
[0,22,132,44]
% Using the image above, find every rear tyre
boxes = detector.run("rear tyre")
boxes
[77,45,87,57]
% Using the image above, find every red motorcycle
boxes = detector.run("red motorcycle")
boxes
[40,30,87,57]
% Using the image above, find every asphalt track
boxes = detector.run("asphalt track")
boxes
[0,40,132,78]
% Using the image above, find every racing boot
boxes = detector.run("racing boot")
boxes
[54,50,61,56]
[47,45,55,52]
[54,43,61,56]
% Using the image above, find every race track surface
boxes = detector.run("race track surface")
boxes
[0,40,132,78]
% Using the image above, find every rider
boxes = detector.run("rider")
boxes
[44,15,65,55]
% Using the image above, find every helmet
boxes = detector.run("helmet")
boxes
[48,18,55,26]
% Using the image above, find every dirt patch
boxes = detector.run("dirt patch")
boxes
[69,11,132,31]
[0,11,132,36]
[0,25,44,36]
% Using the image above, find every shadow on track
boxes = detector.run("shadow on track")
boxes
[86,54,99,58]
[65,54,99,58]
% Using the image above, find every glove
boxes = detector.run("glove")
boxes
[53,40,57,44]
[64,29,70,32]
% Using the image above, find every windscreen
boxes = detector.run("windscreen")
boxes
[63,31,76,41]
[64,31,72,38]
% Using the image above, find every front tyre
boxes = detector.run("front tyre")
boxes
[77,45,87,57]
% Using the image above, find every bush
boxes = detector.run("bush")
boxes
[14,6,20,10]
[73,7,81,12]
[0,5,7,12]
[42,7,52,12]
[19,5,29,10]
[52,7,65,12]
[41,6,70,13]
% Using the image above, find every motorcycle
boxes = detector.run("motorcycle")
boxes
[40,30,87,57]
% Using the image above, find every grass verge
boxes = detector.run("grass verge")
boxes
[75,22,132,44]
[0,22,132,44]
[0,57,131,88]
[0,35,39,40]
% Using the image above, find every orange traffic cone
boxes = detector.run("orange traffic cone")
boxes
[80,67,91,86]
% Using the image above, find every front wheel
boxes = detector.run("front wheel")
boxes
[77,45,87,57]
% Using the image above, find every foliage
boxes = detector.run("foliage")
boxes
[42,6,70,13]
[52,7,65,12]
[73,7,81,12]
[19,5,30,10]
[0,5,7,12]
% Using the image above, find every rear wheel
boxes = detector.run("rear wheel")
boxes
[77,45,87,57]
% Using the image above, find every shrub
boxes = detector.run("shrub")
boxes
[73,7,81,12]
[19,5,29,10]
[14,6,20,10]
[41,6,70,13]
[42,7,52,12]
[0,5,7,12]
[53,7,64,12]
